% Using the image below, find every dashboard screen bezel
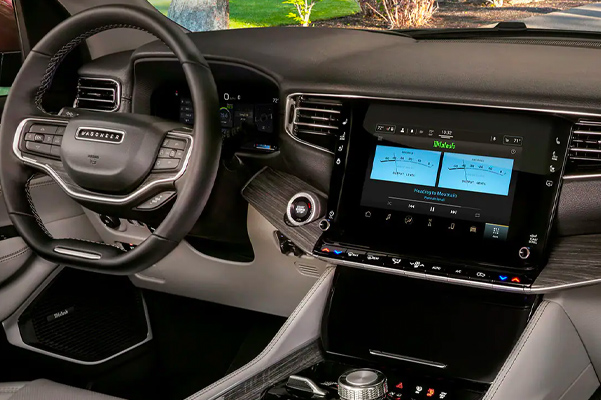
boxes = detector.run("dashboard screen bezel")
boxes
[321,101,572,270]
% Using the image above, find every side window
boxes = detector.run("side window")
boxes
[0,1,18,51]
[0,0,20,95]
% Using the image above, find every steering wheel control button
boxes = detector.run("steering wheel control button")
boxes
[137,191,176,210]
[162,138,186,150]
[338,369,387,400]
[154,158,180,170]
[52,135,63,145]
[42,135,54,144]
[519,246,531,260]
[25,142,52,155]
[50,146,61,158]
[29,124,58,134]
[286,191,323,226]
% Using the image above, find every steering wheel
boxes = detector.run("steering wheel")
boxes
[0,5,221,274]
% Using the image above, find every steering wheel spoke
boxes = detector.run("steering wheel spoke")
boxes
[15,116,69,167]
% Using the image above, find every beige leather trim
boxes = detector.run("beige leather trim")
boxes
[185,266,336,400]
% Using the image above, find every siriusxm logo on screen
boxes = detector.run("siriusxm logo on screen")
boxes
[433,141,456,149]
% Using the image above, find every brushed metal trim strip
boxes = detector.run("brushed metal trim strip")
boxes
[13,117,193,204]
[53,246,101,260]
[564,173,601,180]
[2,266,153,365]
[369,349,447,369]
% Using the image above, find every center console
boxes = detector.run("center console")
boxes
[313,100,573,287]
[260,268,538,400]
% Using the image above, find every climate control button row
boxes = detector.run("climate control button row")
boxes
[315,244,532,286]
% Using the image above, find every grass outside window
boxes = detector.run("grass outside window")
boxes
[149,0,360,29]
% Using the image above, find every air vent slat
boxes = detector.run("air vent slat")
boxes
[568,119,601,174]
[74,77,120,112]
[286,95,348,153]
[294,122,340,130]
[573,130,601,136]
[296,107,341,114]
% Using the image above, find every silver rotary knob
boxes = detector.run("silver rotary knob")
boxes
[338,369,387,400]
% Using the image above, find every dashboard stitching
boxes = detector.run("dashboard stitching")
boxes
[0,247,30,263]
[34,24,152,113]
[483,301,549,399]
[186,266,335,400]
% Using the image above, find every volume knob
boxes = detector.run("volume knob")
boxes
[338,369,387,400]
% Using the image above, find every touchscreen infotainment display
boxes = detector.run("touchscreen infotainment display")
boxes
[361,141,519,230]
[319,101,571,269]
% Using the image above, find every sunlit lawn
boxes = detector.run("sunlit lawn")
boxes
[0,87,8,96]
[149,0,360,28]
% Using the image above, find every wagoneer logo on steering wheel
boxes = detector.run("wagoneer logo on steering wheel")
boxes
[75,128,125,144]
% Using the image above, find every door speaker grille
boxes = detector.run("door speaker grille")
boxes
[18,268,150,363]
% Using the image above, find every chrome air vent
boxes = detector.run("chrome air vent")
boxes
[286,95,349,153]
[568,120,601,174]
[74,77,120,112]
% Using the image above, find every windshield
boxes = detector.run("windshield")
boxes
[148,0,598,33]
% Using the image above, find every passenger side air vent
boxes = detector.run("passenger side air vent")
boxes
[286,95,349,153]
[568,120,601,174]
[74,77,120,112]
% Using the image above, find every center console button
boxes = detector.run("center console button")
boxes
[287,192,324,226]
[338,369,387,400]
[318,245,346,257]
[426,264,447,276]
[493,274,532,286]
[365,253,385,266]
[518,246,531,260]
[448,266,469,278]
[286,375,327,396]
[383,256,403,269]
[345,250,366,262]
[404,260,426,273]
[468,269,492,282]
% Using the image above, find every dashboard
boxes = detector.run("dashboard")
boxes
[74,26,601,293]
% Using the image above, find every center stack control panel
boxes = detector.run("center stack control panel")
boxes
[263,362,487,400]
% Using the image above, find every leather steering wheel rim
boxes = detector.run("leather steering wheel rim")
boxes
[0,5,221,274]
